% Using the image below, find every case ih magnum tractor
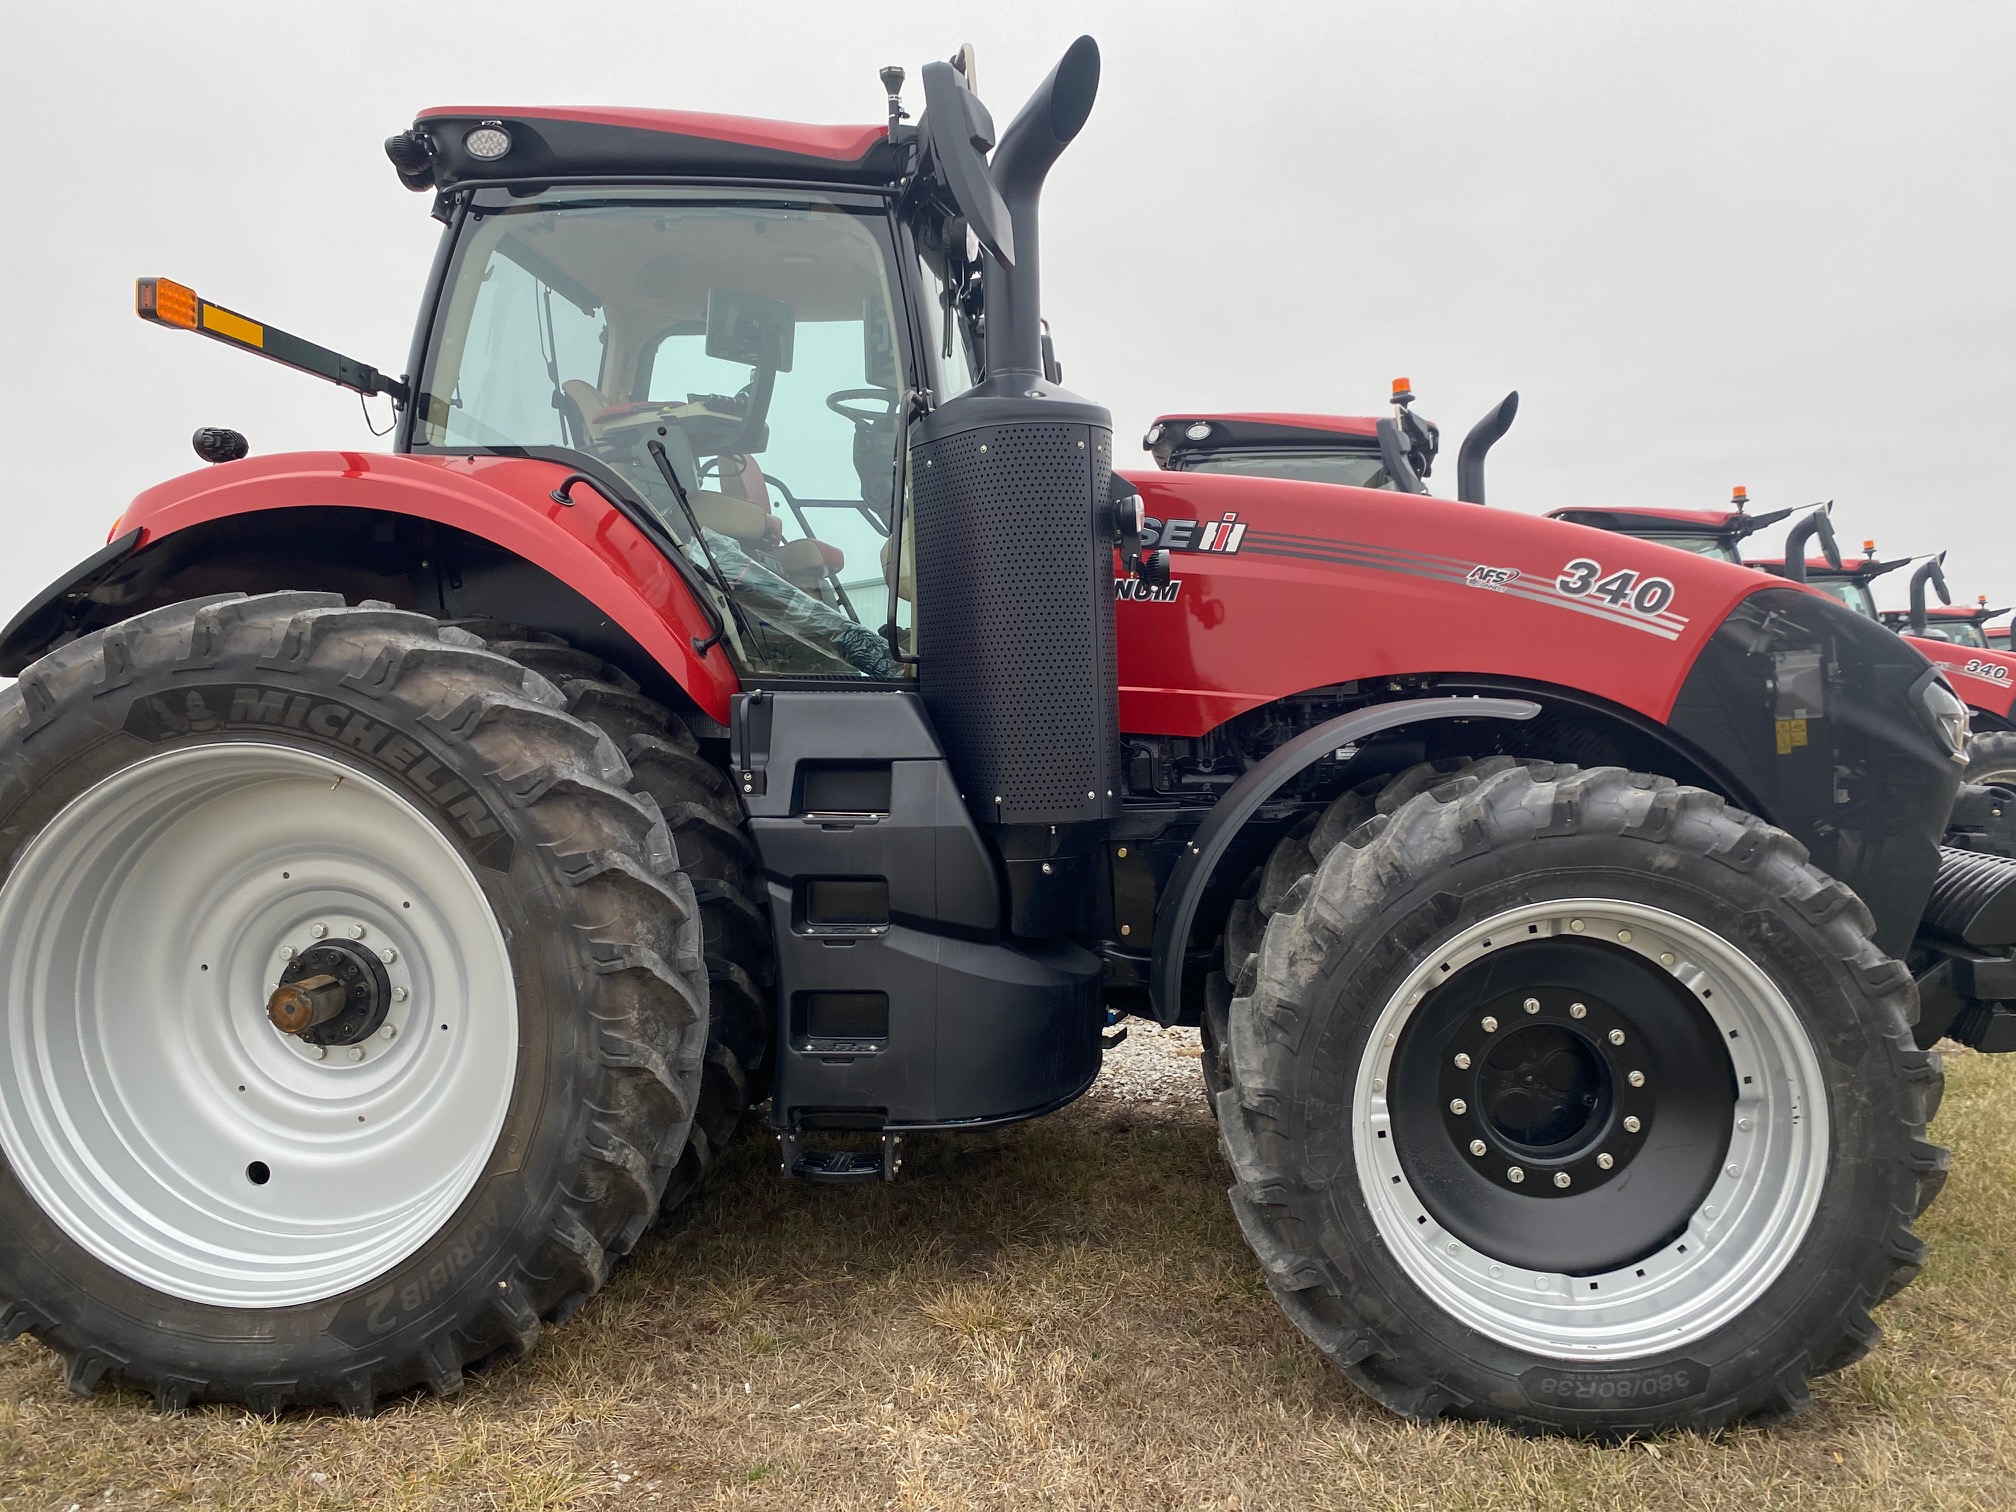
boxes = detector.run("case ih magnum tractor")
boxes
[2,40,2013,1436]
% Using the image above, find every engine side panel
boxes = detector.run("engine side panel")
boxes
[110,451,738,722]
[1116,470,1777,737]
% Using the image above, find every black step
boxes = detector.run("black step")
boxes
[779,1130,902,1185]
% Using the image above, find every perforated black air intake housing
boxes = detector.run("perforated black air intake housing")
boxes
[910,390,1119,828]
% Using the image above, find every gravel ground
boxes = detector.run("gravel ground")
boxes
[1083,1018,1208,1116]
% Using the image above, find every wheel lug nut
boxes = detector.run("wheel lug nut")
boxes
[307,1044,327,1061]
[380,1023,398,1041]
[1570,919,1585,932]
[1554,1172,1571,1188]
[1660,952,1676,966]
[278,945,294,961]
[1608,1029,1626,1046]
[310,923,327,939]
[1617,929,1633,943]
[1453,1052,1471,1070]
[1569,1002,1586,1019]
[1627,1070,1645,1088]
[381,947,397,963]
[349,1047,366,1062]
[1469,1139,1487,1156]
[1507,1166,1525,1184]
[348,924,366,940]
[1481,1016,1498,1033]
[392,986,408,1002]
[1523,997,1540,1014]
[1597,1152,1614,1169]
[1624,1115,1642,1133]
[1449,1098,1468,1115]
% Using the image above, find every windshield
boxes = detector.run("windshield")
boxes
[1631,532,1740,562]
[1911,622,1989,649]
[1176,448,1394,489]
[417,187,914,679]
[1811,579,1878,619]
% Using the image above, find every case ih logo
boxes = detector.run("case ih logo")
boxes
[1465,564,1521,591]
[1141,513,1246,554]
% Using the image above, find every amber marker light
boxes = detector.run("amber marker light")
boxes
[136,277,198,330]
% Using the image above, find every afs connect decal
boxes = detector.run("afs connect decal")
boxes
[1466,565,1521,591]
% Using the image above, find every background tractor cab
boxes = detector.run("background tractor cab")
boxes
[1547,486,1795,562]
[1882,597,2011,649]
[1146,379,1521,502]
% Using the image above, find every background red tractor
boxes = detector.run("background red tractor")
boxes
[0,39,2009,1437]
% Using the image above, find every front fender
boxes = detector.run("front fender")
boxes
[44,450,739,722]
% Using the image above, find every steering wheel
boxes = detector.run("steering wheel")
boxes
[826,387,900,426]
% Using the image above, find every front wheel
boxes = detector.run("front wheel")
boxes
[1218,761,1946,1433]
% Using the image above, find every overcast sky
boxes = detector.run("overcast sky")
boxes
[2,1,2009,617]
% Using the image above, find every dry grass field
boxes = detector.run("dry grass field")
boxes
[2,1026,2013,1512]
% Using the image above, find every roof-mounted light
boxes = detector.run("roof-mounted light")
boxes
[464,123,512,160]
[1143,423,1164,447]
[1391,376,1415,405]
[1731,485,1748,508]
[1184,422,1211,441]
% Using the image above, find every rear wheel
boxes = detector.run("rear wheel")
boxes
[1218,759,1946,1433]
[0,594,708,1412]
[440,620,772,1210]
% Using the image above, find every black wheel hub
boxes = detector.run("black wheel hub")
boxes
[275,939,392,1047]
[1392,937,1736,1274]
[1435,987,1657,1199]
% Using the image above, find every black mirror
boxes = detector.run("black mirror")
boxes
[863,298,900,389]
[920,60,1015,266]
[705,288,794,372]
[1040,321,1062,384]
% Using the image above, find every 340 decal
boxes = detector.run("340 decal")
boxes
[1961,658,2013,684]
[1556,558,1677,617]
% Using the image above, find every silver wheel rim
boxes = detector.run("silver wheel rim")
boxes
[0,742,518,1308]
[1353,899,1828,1360]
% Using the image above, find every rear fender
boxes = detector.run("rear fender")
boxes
[17,451,738,722]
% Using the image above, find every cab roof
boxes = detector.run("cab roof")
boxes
[1145,413,1381,467]
[1880,603,2009,626]
[394,107,897,192]
[1547,505,1742,534]
[1747,555,1911,583]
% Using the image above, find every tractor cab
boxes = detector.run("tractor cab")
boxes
[1880,600,2010,649]
[1747,549,1911,620]
[1547,487,1793,563]
[1147,412,1398,487]
[1147,378,1443,493]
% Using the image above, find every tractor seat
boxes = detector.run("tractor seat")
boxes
[560,380,775,544]
[776,538,845,578]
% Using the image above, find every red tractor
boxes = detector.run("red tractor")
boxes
[0,40,2007,1436]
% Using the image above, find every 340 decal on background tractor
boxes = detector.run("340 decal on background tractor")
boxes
[0,37,2010,1436]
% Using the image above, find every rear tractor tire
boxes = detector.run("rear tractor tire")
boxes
[439,619,774,1210]
[1217,758,1946,1433]
[0,594,712,1413]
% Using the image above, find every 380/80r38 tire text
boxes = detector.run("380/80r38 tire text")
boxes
[0,593,711,1413]
[1218,759,1947,1434]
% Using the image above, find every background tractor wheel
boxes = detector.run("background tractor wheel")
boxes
[1217,758,1946,1434]
[0,594,709,1413]
[443,620,773,1210]
[1965,729,2016,788]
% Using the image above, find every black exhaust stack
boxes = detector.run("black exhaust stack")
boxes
[909,37,1118,935]
[1909,554,1950,635]
[1456,391,1519,505]
[1778,504,1840,584]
